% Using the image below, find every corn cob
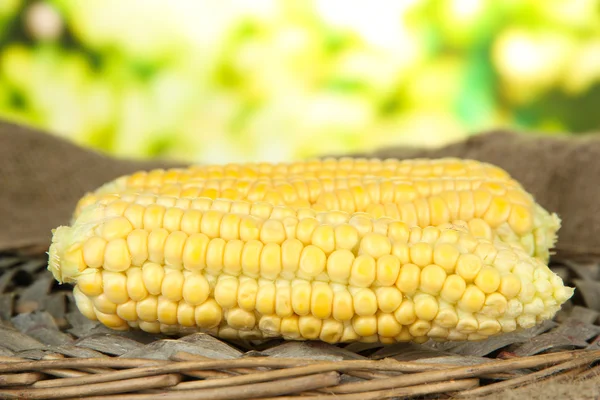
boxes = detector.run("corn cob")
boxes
[77,175,559,262]
[49,193,572,343]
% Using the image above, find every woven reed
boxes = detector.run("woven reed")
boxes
[0,254,599,399]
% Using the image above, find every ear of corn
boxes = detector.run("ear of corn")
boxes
[50,158,572,343]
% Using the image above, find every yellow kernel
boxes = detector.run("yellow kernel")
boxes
[388,221,410,243]
[256,281,276,315]
[456,310,478,333]
[298,315,322,339]
[157,296,178,325]
[352,288,377,316]
[143,205,166,231]
[291,279,312,316]
[182,273,210,305]
[474,267,501,294]
[508,204,534,235]
[391,242,411,265]
[147,228,169,264]
[93,293,117,314]
[438,228,461,244]
[483,197,512,228]
[421,226,441,244]
[82,236,107,269]
[126,230,148,267]
[360,233,392,259]
[334,223,360,251]
[311,282,333,319]
[482,292,508,317]
[223,239,243,276]
[206,238,226,274]
[456,254,482,282]
[428,196,450,226]
[298,245,326,279]
[296,218,320,245]
[163,207,184,232]
[414,292,439,321]
[349,255,376,287]
[397,203,418,227]
[352,315,377,337]
[95,309,128,330]
[103,238,131,272]
[259,315,282,338]
[214,276,239,308]
[327,249,354,285]
[102,270,128,304]
[468,218,493,240]
[201,210,224,239]
[227,308,256,330]
[377,313,402,337]
[195,299,222,328]
[180,209,203,234]
[332,287,354,321]
[320,319,344,343]
[260,243,282,280]
[116,300,138,321]
[161,270,184,302]
[141,262,164,295]
[375,287,403,313]
[459,285,486,312]
[499,274,522,299]
[311,225,336,255]
[177,302,196,327]
[124,203,145,229]
[349,215,373,236]
[281,239,303,277]
[77,270,103,297]
[237,278,258,311]
[433,243,460,274]
[376,255,401,286]
[240,216,262,243]
[394,298,416,325]
[136,295,158,322]
[408,320,431,337]
[435,305,458,328]
[474,242,498,264]
[242,240,263,278]
[182,233,210,271]
[440,274,467,303]
[420,264,447,295]
[164,231,187,268]
[275,281,293,317]
[101,217,133,241]
[280,315,301,339]
[439,191,460,220]
[396,263,420,295]
[410,242,433,267]
[261,219,286,245]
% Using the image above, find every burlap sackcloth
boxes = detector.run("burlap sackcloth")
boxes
[1,120,599,260]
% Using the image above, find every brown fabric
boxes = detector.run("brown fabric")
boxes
[0,121,183,254]
[1,120,599,260]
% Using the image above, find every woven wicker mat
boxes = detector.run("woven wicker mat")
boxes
[0,255,599,400]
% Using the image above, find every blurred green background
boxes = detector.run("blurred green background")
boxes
[0,0,599,163]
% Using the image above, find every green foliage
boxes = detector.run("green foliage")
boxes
[0,0,598,162]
